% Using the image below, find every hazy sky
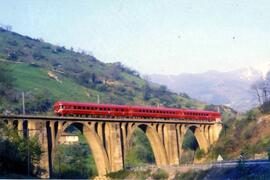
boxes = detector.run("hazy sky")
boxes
[0,0,269,74]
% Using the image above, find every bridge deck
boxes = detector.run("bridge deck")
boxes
[0,115,218,124]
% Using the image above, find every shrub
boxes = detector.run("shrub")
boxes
[152,168,168,180]
[106,170,130,179]
[7,52,18,61]
[32,51,45,60]
[195,149,205,160]
[7,40,18,46]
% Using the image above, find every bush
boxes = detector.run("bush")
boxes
[7,52,18,61]
[152,168,168,180]
[106,170,130,179]
[195,149,205,160]
[32,51,45,60]
[260,102,270,113]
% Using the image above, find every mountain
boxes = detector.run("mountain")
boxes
[148,67,269,112]
[0,27,204,114]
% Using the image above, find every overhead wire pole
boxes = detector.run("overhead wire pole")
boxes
[22,91,29,176]
[18,128,36,177]
[97,94,100,104]
[27,129,30,177]
[22,92,25,115]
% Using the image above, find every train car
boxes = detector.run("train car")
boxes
[54,101,221,122]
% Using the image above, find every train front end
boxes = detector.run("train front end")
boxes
[54,101,64,116]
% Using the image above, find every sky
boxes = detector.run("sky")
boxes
[0,0,270,75]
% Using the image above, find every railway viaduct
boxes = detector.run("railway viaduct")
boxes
[0,115,222,178]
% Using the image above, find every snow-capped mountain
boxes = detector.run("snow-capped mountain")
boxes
[148,64,270,112]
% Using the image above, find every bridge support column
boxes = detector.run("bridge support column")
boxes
[17,120,23,134]
[194,126,209,153]
[176,125,187,163]
[210,123,223,143]
[164,124,179,165]
[37,121,51,178]
[105,122,124,172]
[28,120,39,137]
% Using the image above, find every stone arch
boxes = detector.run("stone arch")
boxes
[184,125,209,152]
[54,121,110,175]
[125,123,168,166]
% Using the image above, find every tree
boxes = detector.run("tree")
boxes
[251,72,270,105]
[0,122,42,176]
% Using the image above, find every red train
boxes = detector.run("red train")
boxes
[54,101,221,122]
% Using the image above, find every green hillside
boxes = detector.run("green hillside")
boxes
[0,27,204,114]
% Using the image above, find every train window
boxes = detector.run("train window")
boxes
[99,108,102,111]
[121,109,124,112]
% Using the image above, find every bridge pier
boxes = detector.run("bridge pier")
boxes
[164,124,179,165]
[105,123,123,172]
[37,121,51,178]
